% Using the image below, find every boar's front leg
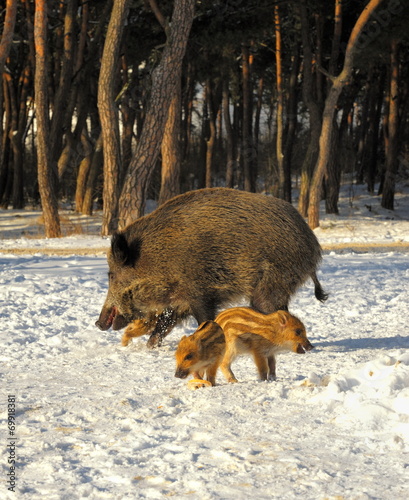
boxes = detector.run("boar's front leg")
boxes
[146,308,178,348]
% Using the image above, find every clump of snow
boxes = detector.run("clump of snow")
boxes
[306,351,409,451]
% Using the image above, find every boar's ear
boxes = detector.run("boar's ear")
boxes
[111,233,129,264]
[110,233,138,266]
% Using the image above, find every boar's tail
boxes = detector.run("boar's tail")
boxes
[311,272,328,303]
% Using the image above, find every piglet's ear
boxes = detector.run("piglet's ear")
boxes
[111,233,130,265]
[277,310,289,328]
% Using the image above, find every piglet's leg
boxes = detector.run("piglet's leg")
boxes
[267,355,277,381]
[220,350,238,383]
[253,351,269,381]
[205,363,219,387]
[121,319,154,346]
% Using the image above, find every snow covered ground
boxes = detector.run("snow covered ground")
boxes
[1,183,409,499]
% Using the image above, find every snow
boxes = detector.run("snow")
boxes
[1,183,409,499]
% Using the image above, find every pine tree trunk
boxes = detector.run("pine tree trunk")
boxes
[159,79,182,205]
[0,76,12,207]
[75,132,93,212]
[182,64,195,163]
[81,134,103,216]
[274,5,285,200]
[49,0,77,170]
[223,79,235,188]
[355,73,372,183]
[118,0,195,228]
[0,0,18,189]
[242,45,254,192]
[205,79,216,188]
[253,75,264,187]
[324,121,340,214]
[11,64,31,209]
[34,0,61,237]
[298,0,322,217]
[98,0,129,235]
[381,39,399,210]
[308,0,386,229]
[366,69,385,193]
[283,46,300,204]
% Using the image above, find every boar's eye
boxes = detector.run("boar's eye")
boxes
[295,329,303,336]
[108,272,114,282]
[184,353,194,361]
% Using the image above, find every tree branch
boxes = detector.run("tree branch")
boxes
[148,0,167,31]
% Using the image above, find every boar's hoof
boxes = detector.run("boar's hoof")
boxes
[146,333,162,349]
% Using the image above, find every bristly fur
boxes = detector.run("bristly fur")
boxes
[215,307,314,383]
[174,320,226,386]
[96,188,327,347]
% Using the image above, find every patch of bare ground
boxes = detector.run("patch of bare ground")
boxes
[321,242,409,253]
[0,247,108,255]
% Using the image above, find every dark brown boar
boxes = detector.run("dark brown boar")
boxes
[96,187,327,347]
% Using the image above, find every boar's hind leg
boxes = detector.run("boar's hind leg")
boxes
[146,308,178,349]
[190,298,218,325]
[251,285,289,314]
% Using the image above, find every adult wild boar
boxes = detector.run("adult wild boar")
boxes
[96,188,327,347]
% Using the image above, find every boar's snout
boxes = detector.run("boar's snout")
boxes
[96,306,129,331]
[175,368,189,379]
[95,318,107,330]
[95,306,116,331]
[296,340,314,354]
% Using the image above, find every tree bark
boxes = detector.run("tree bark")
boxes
[274,5,285,200]
[98,0,130,235]
[0,0,18,196]
[381,39,399,210]
[241,45,254,192]
[298,0,322,217]
[118,0,195,228]
[0,74,12,206]
[0,0,17,75]
[81,134,103,216]
[253,74,264,185]
[158,79,182,204]
[10,64,31,208]
[75,132,93,212]
[366,68,385,193]
[205,78,216,188]
[283,45,300,204]
[182,63,195,163]
[308,0,386,229]
[223,78,235,188]
[49,0,77,171]
[34,0,61,237]
[356,72,372,183]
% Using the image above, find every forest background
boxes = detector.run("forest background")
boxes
[0,0,408,238]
